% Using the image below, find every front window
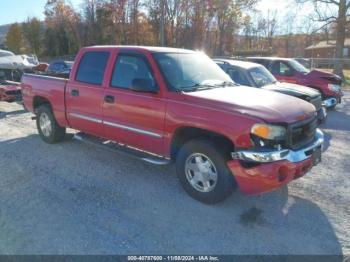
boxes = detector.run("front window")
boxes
[111,54,156,90]
[153,52,233,91]
[249,66,277,87]
[289,60,310,74]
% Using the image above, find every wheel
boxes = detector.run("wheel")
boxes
[36,104,66,144]
[176,139,237,204]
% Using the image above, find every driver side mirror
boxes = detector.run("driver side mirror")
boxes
[131,78,158,93]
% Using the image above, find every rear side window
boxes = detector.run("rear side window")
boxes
[76,51,109,85]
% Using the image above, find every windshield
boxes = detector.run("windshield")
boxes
[153,52,233,91]
[289,59,310,74]
[249,66,277,87]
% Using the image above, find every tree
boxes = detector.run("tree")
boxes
[43,0,81,56]
[5,23,23,53]
[297,0,350,79]
[22,17,43,55]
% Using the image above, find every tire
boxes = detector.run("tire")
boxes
[36,104,66,144]
[176,139,237,204]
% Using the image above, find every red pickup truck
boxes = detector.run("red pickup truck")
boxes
[247,57,344,108]
[22,46,324,203]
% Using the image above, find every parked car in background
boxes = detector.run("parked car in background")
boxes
[46,60,73,78]
[22,46,323,204]
[0,71,21,102]
[214,59,327,124]
[294,58,311,69]
[246,57,343,108]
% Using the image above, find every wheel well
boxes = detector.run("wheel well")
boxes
[33,96,51,112]
[170,127,235,159]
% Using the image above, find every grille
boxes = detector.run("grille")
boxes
[309,96,322,111]
[287,116,318,150]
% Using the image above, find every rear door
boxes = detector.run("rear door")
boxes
[102,51,166,155]
[66,51,110,137]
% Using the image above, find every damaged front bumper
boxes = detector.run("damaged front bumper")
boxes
[228,129,324,195]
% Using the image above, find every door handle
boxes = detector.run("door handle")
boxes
[71,89,79,97]
[104,95,115,104]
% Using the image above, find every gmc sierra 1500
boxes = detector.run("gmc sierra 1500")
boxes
[21,46,324,203]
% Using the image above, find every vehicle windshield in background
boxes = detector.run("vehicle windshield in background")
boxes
[249,66,277,87]
[290,59,310,74]
[153,52,233,91]
[66,62,74,69]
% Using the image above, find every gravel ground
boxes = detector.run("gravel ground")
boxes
[0,92,349,255]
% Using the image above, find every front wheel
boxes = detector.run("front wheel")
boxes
[36,105,66,144]
[176,139,237,204]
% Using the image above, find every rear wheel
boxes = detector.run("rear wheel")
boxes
[176,139,237,204]
[36,105,66,144]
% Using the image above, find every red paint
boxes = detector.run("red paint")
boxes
[275,69,344,100]
[0,83,21,102]
[22,46,320,195]
[228,158,313,195]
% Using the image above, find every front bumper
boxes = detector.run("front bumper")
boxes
[228,129,324,195]
[322,97,338,108]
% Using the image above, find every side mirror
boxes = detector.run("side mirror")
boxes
[131,78,158,93]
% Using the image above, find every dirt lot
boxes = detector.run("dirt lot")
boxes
[0,92,349,255]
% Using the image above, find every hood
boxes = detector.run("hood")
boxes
[307,69,342,84]
[263,82,320,99]
[182,86,316,124]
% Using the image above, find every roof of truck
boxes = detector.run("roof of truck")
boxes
[86,45,196,54]
[213,59,261,69]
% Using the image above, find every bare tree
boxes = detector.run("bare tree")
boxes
[297,0,350,79]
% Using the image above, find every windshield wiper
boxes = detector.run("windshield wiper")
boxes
[215,81,236,87]
[181,83,218,92]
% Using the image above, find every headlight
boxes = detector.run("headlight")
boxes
[328,84,341,92]
[251,124,287,140]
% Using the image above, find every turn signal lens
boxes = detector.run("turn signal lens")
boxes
[251,124,286,140]
[252,125,270,139]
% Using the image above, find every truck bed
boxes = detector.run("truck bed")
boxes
[21,74,68,126]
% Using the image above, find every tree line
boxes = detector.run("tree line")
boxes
[4,0,263,58]
[3,0,350,78]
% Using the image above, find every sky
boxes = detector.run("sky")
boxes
[0,0,82,25]
[0,0,312,26]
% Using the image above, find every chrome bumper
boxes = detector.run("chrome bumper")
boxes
[322,98,337,108]
[231,129,324,163]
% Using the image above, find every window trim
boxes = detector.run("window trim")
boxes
[75,51,110,86]
[109,52,158,91]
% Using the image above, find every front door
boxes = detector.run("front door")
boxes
[102,52,166,155]
[270,61,298,84]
